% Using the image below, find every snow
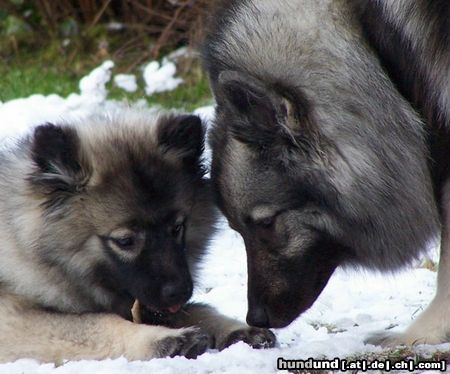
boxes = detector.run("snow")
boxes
[0,61,447,373]
[114,74,138,93]
[79,60,114,102]
[143,59,183,95]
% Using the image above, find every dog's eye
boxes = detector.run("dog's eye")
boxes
[112,236,135,250]
[172,221,185,237]
[256,216,275,229]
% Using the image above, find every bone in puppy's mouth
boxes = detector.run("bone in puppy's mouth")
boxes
[131,300,182,323]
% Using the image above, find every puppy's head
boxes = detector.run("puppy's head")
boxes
[27,110,212,317]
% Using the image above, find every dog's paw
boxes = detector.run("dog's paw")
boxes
[218,327,276,350]
[365,329,449,347]
[156,327,210,359]
[365,331,405,347]
[366,297,450,347]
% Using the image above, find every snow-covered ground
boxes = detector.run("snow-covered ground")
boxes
[0,62,448,373]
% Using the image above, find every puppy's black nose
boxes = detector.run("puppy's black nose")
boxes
[161,281,192,305]
[247,305,270,328]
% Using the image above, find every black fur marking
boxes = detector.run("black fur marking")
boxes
[129,155,181,213]
[357,0,450,103]
[98,222,193,314]
[357,0,450,203]
[217,71,315,153]
[91,261,135,320]
[247,234,348,328]
[157,115,206,176]
[29,123,84,194]
[31,123,81,176]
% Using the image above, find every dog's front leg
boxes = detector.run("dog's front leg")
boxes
[366,180,450,346]
[0,295,208,363]
[161,303,276,351]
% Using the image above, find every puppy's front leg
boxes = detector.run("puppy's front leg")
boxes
[0,295,208,363]
[161,303,276,351]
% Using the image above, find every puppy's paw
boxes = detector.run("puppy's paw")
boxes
[218,327,276,350]
[156,327,210,359]
[123,325,209,360]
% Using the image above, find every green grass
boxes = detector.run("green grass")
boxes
[0,62,80,101]
[0,43,213,111]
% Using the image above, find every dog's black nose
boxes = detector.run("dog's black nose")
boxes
[161,282,192,305]
[246,305,270,328]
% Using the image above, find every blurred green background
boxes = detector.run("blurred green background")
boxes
[0,0,212,110]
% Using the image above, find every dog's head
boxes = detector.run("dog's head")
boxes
[210,70,437,328]
[26,110,214,317]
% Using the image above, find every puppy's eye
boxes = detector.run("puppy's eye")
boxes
[112,236,135,250]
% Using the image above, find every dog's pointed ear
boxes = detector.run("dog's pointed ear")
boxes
[29,123,86,191]
[157,114,205,167]
[218,71,277,119]
[217,70,307,148]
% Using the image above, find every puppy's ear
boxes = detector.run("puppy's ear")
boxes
[217,70,311,149]
[157,114,205,167]
[29,123,87,192]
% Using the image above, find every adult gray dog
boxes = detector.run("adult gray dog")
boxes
[203,0,449,346]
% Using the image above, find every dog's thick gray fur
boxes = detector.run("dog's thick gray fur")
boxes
[203,0,449,345]
[0,108,274,363]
